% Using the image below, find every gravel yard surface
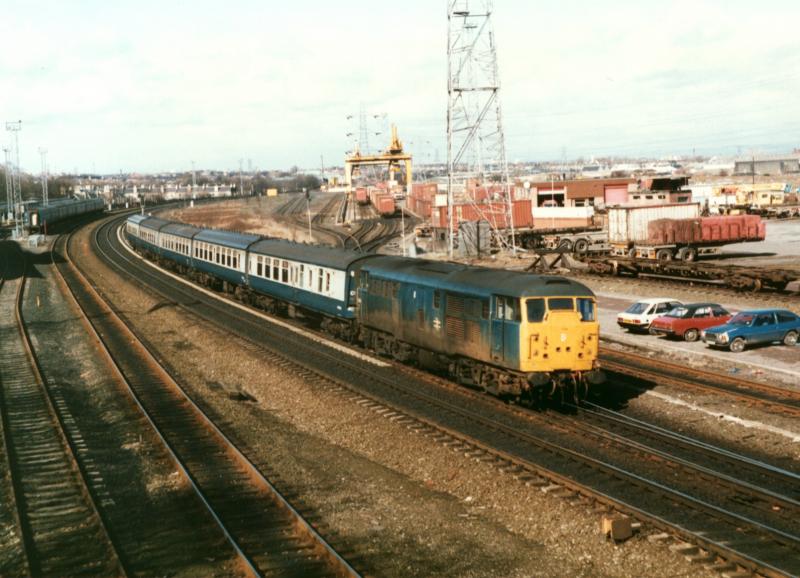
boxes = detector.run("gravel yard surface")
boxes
[21,242,242,577]
[68,221,724,577]
[161,194,330,244]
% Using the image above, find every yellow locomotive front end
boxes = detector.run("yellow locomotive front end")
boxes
[520,296,604,398]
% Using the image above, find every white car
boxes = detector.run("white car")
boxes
[617,298,683,333]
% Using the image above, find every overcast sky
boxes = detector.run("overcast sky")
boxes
[1,0,798,174]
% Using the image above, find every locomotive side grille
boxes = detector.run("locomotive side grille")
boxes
[465,320,481,343]
[446,294,464,316]
[446,316,465,339]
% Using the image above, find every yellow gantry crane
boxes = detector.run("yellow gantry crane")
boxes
[344,124,413,196]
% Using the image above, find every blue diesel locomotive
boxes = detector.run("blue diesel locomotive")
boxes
[126,214,603,399]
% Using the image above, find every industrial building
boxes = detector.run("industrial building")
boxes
[734,154,800,176]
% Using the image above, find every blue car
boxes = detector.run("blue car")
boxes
[702,309,800,352]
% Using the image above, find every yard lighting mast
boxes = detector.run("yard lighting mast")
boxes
[447,1,515,257]
[3,147,11,221]
[39,148,49,206]
[5,121,22,238]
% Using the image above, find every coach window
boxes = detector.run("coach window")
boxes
[325,272,331,293]
[257,257,263,277]
[299,264,304,285]
[272,259,279,280]
[282,261,289,283]
[308,267,313,288]
[577,298,595,322]
[318,269,324,292]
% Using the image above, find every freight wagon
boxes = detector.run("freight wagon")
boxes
[607,204,765,262]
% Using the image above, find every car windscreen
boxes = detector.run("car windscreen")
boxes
[665,307,689,318]
[625,302,649,314]
[729,313,754,326]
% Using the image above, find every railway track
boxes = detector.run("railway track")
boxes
[54,226,360,577]
[92,214,800,577]
[0,242,125,577]
[599,347,800,418]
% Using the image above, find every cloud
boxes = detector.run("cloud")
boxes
[0,0,798,173]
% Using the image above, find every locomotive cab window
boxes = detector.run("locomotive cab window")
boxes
[526,298,545,323]
[548,297,574,311]
[495,296,520,321]
[577,298,595,322]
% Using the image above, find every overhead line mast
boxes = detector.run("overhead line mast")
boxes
[447,0,515,257]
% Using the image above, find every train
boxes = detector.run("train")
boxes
[30,197,106,232]
[126,214,605,401]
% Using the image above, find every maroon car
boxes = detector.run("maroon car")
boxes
[649,303,732,342]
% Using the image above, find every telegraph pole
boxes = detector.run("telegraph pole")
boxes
[238,158,244,196]
[39,148,49,206]
[6,121,22,238]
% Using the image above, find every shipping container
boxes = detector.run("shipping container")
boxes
[355,188,369,205]
[266,188,278,197]
[608,203,700,245]
[647,215,766,246]
[373,194,396,217]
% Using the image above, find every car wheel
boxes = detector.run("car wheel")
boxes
[784,331,798,346]
[648,326,659,336]
[683,328,699,342]
[729,337,746,353]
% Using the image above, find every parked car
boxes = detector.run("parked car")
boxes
[702,309,800,352]
[649,303,732,342]
[617,298,683,333]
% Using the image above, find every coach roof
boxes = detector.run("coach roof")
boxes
[250,238,376,270]
[194,228,261,250]
[140,216,172,231]
[161,222,203,239]
[361,256,595,299]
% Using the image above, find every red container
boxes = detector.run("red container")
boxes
[355,188,369,205]
[647,215,766,245]
[373,194,396,217]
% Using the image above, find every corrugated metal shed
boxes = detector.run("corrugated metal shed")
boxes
[194,228,260,250]
[363,256,595,299]
[250,238,375,270]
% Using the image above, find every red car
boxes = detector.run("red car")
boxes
[649,303,732,342]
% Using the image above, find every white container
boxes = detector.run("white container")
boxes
[608,203,700,244]
[433,193,448,207]
[532,206,595,219]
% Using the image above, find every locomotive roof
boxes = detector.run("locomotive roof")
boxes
[194,228,261,250]
[250,238,376,270]
[361,256,595,299]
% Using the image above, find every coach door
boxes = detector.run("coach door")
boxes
[491,296,506,362]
